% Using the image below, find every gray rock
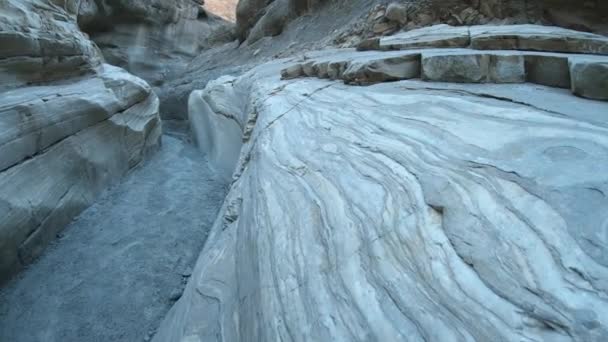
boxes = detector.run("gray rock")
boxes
[155,55,608,342]
[0,0,101,91]
[470,24,608,55]
[342,53,421,84]
[385,2,408,25]
[569,58,608,100]
[78,0,234,93]
[0,0,162,283]
[380,25,471,50]
[524,53,571,88]
[422,50,525,83]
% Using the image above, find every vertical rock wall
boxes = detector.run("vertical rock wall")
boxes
[0,0,162,283]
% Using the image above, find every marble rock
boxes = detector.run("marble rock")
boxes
[0,0,162,283]
[155,54,608,342]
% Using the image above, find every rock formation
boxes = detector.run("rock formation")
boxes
[0,0,161,283]
[154,21,608,342]
[236,0,324,43]
[2,0,608,341]
[77,0,234,93]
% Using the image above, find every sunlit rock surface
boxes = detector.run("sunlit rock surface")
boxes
[155,41,608,341]
[0,0,161,283]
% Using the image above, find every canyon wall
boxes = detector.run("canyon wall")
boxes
[77,0,234,97]
[0,0,161,283]
[154,18,608,342]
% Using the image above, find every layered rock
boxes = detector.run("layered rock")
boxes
[0,0,161,283]
[154,38,608,341]
[76,0,234,92]
[284,24,608,100]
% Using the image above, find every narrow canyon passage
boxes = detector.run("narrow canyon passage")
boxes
[0,127,228,342]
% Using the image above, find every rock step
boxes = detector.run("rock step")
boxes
[281,49,608,101]
[358,24,608,56]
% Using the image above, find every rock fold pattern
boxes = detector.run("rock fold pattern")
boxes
[155,41,608,341]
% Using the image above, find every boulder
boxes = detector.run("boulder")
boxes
[385,2,408,25]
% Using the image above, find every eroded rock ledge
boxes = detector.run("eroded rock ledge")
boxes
[155,25,608,341]
[0,0,161,283]
[283,25,608,101]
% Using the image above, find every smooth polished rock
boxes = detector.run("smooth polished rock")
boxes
[155,56,608,342]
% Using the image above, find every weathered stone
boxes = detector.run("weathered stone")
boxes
[0,66,161,282]
[569,58,608,100]
[524,53,571,88]
[0,0,162,283]
[422,50,525,83]
[342,53,421,84]
[380,25,471,50]
[385,2,408,25]
[470,24,608,55]
[79,0,233,93]
[281,63,304,79]
[357,38,381,51]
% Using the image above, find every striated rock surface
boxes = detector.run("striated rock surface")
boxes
[155,39,608,341]
[296,25,608,100]
[0,0,161,283]
[77,0,233,93]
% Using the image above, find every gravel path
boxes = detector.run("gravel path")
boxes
[0,132,227,342]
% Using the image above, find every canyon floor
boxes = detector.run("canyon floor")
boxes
[0,126,227,342]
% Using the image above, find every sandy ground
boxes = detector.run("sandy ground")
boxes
[0,129,227,342]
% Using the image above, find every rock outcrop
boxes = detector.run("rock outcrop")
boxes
[236,0,324,43]
[289,24,608,100]
[154,23,608,341]
[77,0,234,92]
[0,0,161,283]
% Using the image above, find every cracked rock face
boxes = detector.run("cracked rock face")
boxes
[0,0,161,283]
[155,30,608,341]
